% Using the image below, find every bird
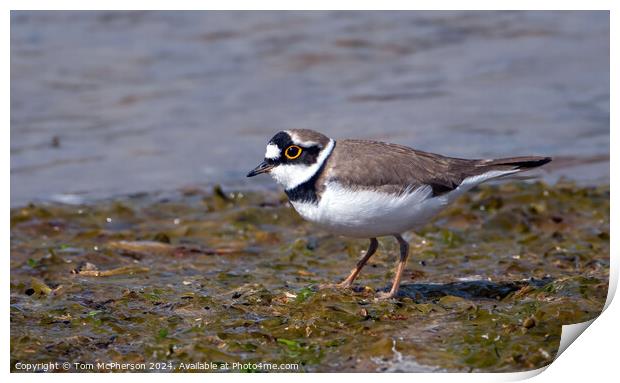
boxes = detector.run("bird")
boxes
[247,129,551,299]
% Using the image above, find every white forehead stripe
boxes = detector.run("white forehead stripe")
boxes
[286,130,319,147]
[265,144,281,159]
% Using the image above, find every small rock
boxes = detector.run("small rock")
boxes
[359,308,370,319]
[523,317,536,329]
[72,262,98,274]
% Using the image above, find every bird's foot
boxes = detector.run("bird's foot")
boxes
[318,281,352,290]
[335,281,353,289]
[375,291,396,300]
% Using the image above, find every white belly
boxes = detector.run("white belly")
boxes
[290,183,449,238]
[289,170,517,238]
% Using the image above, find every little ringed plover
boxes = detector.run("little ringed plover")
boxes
[247,129,551,299]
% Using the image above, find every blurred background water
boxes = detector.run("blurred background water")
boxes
[10,11,609,206]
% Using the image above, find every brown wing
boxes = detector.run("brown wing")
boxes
[321,139,550,196]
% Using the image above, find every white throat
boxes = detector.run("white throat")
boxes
[269,139,335,190]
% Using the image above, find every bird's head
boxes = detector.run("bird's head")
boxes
[247,129,334,190]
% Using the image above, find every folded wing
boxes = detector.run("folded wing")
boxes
[325,140,551,196]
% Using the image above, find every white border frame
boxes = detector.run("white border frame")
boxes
[4,2,616,382]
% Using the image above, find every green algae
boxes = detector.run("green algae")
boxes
[10,181,609,372]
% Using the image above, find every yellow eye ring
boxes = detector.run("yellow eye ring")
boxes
[285,145,303,160]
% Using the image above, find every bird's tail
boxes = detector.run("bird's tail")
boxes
[478,156,552,171]
[449,156,552,194]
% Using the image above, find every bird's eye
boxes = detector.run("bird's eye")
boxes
[285,145,302,160]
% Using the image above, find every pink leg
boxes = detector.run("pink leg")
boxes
[337,238,379,288]
[376,234,409,299]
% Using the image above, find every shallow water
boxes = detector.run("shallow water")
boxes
[10,11,609,206]
[10,182,609,372]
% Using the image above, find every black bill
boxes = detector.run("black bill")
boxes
[246,160,274,177]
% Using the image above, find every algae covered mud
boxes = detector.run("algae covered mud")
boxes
[10,180,609,372]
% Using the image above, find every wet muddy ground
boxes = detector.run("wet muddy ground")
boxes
[10,181,609,372]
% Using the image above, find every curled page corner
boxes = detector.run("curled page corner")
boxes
[509,319,599,381]
[503,365,548,381]
[604,255,618,311]
[555,319,596,360]
[548,248,619,361]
